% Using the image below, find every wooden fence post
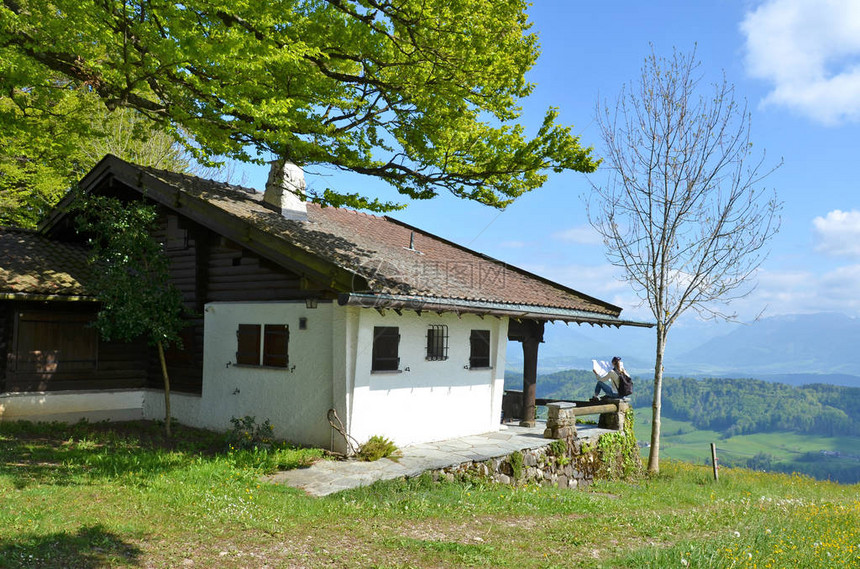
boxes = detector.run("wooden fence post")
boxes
[711,443,719,482]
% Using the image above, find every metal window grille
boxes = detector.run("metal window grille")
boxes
[426,325,449,361]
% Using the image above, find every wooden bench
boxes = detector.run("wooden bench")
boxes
[543,399,629,439]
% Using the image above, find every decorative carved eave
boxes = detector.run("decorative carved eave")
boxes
[338,293,654,329]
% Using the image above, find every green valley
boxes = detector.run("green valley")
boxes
[505,370,860,483]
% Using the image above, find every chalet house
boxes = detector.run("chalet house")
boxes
[0,155,648,452]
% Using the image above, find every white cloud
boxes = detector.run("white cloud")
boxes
[812,209,860,257]
[741,0,860,125]
[552,225,603,245]
[523,262,625,295]
[729,264,860,318]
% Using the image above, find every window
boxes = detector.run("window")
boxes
[372,326,400,371]
[426,325,448,360]
[235,324,289,367]
[469,329,491,368]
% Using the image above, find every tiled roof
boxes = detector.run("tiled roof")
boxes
[0,227,95,299]
[133,163,621,318]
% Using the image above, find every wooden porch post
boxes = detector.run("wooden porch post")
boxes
[520,333,540,427]
[516,319,544,428]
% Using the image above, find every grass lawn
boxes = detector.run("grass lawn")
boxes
[1,420,859,568]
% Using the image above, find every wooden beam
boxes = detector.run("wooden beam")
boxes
[568,402,619,416]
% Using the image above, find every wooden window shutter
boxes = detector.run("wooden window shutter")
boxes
[236,324,261,365]
[263,324,289,367]
[469,330,491,368]
[372,326,400,371]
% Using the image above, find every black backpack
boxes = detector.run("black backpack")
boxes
[617,371,633,397]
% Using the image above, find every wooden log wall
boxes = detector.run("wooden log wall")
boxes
[0,302,8,389]
[1,301,148,393]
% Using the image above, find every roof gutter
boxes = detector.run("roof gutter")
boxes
[337,293,654,328]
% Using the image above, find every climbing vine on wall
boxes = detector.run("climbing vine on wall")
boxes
[596,409,643,481]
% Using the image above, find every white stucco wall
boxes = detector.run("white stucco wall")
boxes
[0,301,511,452]
[142,389,201,425]
[196,301,335,448]
[346,309,508,447]
[0,389,146,423]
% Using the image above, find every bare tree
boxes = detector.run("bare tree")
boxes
[589,48,782,474]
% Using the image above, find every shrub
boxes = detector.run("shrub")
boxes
[226,416,274,451]
[357,435,400,461]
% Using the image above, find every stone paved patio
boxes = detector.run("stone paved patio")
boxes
[266,422,613,496]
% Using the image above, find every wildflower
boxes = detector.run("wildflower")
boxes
[733,531,741,538]
[681,558,688,566]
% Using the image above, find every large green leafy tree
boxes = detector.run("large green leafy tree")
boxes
[0,92,84,228]
[0,86,187,228]
[1,0,597,212]
[74,194,187,437]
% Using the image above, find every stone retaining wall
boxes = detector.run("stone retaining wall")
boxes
[430,402,633,489]
[432,435,601,489]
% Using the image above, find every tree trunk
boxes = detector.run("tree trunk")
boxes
[647,324,667,474]
[157,340,172,438]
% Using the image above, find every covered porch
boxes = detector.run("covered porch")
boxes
[506,313,652,427]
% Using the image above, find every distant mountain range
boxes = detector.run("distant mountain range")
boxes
[506,312,860,387]
[673,312,860,380]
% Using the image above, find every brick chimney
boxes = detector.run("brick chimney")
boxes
[264,159,308,221]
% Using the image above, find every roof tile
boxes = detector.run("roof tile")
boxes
[141,166,619,317]
[0,227,94,298]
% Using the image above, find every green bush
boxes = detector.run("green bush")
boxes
[226,416,274,451]
[357,435,400,461]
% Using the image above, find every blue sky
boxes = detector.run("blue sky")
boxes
[241,0,860,354]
